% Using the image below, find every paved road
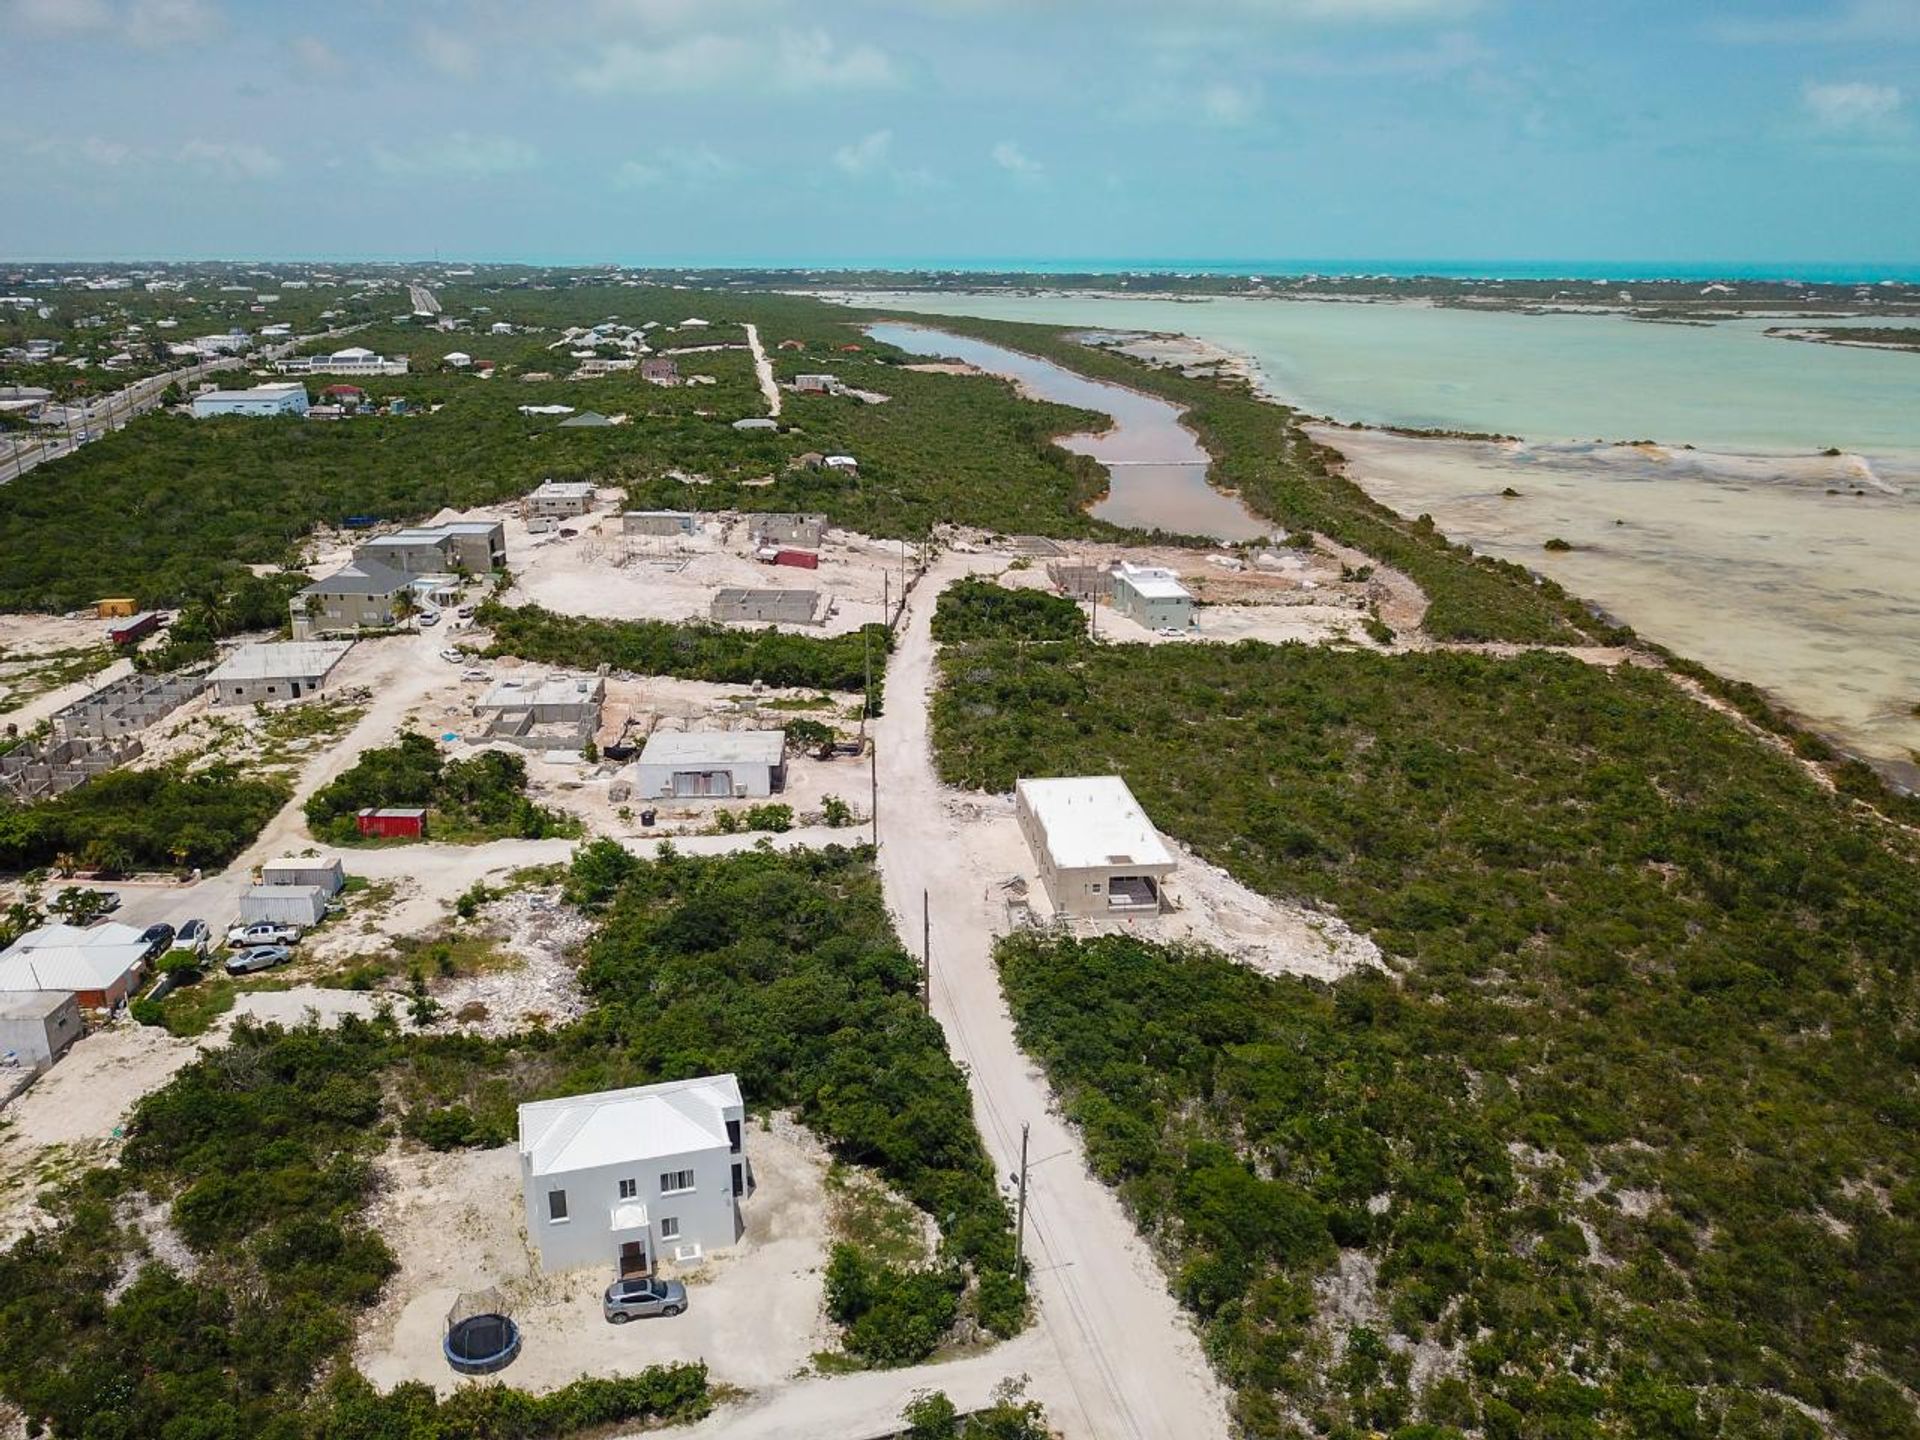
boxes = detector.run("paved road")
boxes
[0,357,236,482]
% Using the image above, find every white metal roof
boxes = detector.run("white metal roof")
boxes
[0,943,146,994]
[532,480,596,499]
[637,730,785,768]
[6,921,144,951]
[208,641,353,683]
[1016,776,1176,872]
[519,1074,742,1178]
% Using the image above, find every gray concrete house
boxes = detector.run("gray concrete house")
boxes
[632,731,786,799]
[292,557,410,638]
[710,589,825,626]
[528,480,596,517]
[207,641,354,706]
[1109,563,1195,631]
[353,521,506,576]
[747,513,826,548]
[0,990,83,1071]
[1015,775,1176,919]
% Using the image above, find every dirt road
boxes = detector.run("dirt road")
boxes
[870,554,1233,1440]
[745,323,782,418]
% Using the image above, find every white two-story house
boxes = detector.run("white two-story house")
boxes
[517,1074,749,1275]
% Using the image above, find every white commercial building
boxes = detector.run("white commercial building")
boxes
[1014,775,1176,919]
[274,346,409,377]
[1109,563,1195,632]
[207,641,354,706]
[632,731,786,799]
[190,382,309,419]
[519,1074,749,1274]
[259,856,346,896]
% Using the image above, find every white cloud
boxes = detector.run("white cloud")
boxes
[178,139,283,180]
[1716,1,1920,45]
[833,128,894,175]
[613,146,740,190]
[23,133,133,165]
[373,132,540,179]
[574,27,897,94]
[3,0,112,32]
[293,35,342,74]
[991,140,1043,180]
[4,0,213,42]
[416,22,480,78]
[1198,81,1259,126]
[125,0,214,47]
[1801,80,1907,137]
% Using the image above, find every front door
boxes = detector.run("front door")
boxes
[618,1241,648,1277]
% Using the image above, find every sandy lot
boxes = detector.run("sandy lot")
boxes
[355,1111,837,1396]
[984,538,1389,651]
[508,509,913,638]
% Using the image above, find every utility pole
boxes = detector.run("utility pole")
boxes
[1014,1122,1030,1277]
[922,888,931,1012]
[882,570,890,635]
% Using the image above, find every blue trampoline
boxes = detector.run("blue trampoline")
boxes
[444,1290,521,1376]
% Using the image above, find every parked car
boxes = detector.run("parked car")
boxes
[226,920,302,947]
[603,1277,687,1323]
[439,648,463,663]
[169,919,211,956]
[462,668,489,682]
[224,945,292,976]
[417,610,440,628]
[455,606,476,619]
[93,892,122,914]
[137,923,176,961]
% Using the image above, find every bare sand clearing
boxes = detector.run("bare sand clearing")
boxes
[1318,427,1920,779]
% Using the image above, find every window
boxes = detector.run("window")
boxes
[659,1169,695,1195]
[617,1178,637,1200]
[658,1217,680,1240]
[547,1189,569,1222]
[726,1119,742,1154]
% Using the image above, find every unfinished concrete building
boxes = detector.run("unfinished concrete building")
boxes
[0,734,144,801]
[50,671,206,740]
[473,673,605,752]
[1047,561,1113,600]
[746,513,826,549]
[623,510,698,537]
[710,588,826,627]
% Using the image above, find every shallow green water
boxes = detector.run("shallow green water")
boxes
[861,292,1920,458]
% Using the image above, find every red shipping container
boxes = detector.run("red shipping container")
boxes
[773,548,820,570]
[356,807,427,839]
[107,611,162,645]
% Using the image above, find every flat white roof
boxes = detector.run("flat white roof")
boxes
[1114,564,1193,602]
[519,1073,742,1177]
[532,480,596,498]
[637,730,786,767]
[1016,776,1176,872]
[207,640,353,683]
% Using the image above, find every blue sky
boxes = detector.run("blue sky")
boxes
[3,0,1916,266]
